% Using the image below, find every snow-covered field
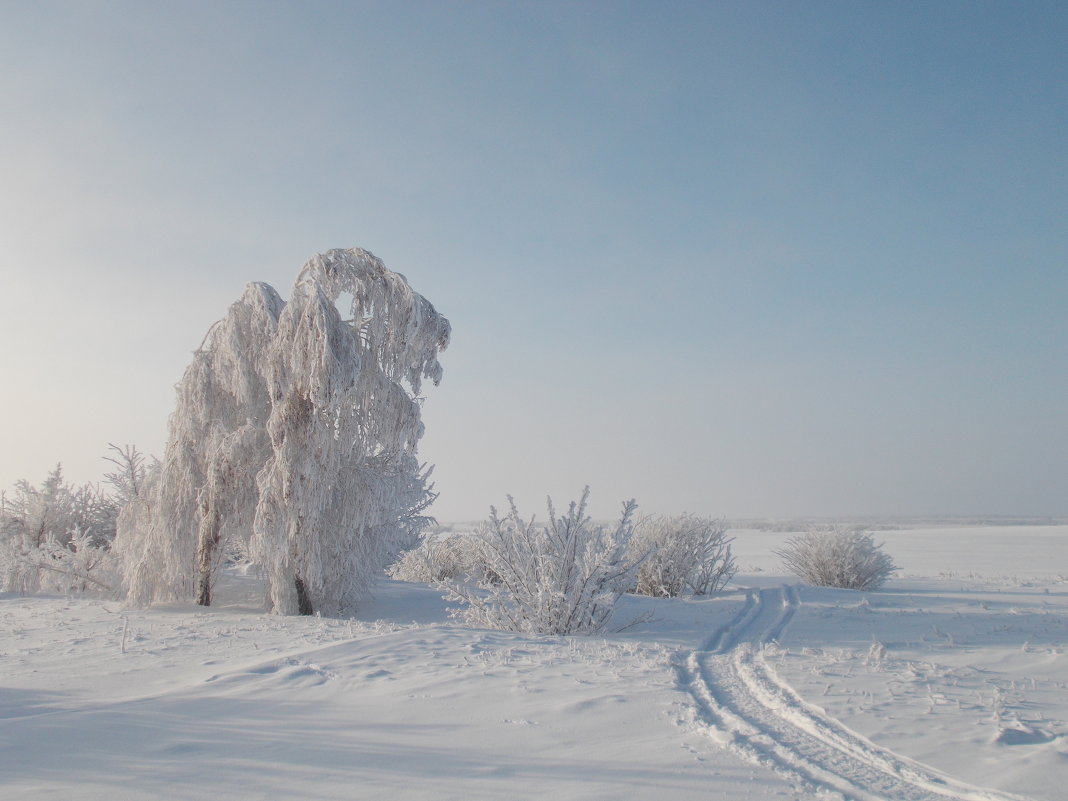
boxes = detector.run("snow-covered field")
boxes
[2,525,1065,800]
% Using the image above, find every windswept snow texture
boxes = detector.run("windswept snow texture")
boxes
[2,525,1067,800]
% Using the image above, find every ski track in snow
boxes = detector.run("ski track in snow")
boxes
[682,585,1034,801]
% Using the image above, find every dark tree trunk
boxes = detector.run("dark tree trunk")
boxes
[294,576,314,615]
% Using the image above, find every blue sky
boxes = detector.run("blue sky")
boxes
[2,1,1065,520]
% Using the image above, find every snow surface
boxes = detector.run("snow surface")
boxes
[2,525,1065,800]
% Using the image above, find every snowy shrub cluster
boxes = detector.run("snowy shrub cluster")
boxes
[388,531,489,583]
[0,465,118,551]
[628,514,736,597]
[0,530,121,596]
[444,489,642,635]
[775,527,898,590]
[0,461,131,596]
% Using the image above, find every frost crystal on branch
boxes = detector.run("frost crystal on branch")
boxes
[114,248,449,615]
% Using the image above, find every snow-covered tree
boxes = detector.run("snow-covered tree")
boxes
[115,281,284,607]
[251,253,448,616]
[114,248,449,615]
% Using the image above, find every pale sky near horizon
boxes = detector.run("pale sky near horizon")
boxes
[1,1,1065,521]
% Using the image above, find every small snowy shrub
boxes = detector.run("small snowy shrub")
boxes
[775,527,897,590]
[0,529,121,596]
[388,531,488,583]
[1,463,127,595]
[1,465,118,551]
[628,514,736,597]
[443,488,641,635]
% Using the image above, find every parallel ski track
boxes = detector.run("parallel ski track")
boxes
[682,586,1031,801]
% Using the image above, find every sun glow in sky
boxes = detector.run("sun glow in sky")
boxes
[1,1,1065,521]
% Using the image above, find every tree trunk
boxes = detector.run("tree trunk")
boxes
[294,576,314,615]
[195,502,221,607]
[195,572,212,607]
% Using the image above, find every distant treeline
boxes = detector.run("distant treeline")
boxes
[723,516,1068,532]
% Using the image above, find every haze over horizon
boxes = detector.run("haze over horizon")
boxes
[2,1,1065,522]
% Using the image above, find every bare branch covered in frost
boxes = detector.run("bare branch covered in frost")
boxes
[443,488,641,635]
[103,444,150,507]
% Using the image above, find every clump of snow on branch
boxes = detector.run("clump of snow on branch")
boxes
[114,248,449,616]
[443,489,641,635]
[628,514,736,597]
[775,527,898,590]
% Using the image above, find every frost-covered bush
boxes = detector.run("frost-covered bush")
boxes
[388,531,488,583]
[0,464,126,595]
[0,448,159,597]
[444,489,641,635]
[775,527,897,590]
[0,465,118,551]
[0,529,121,596]
[628,514,736,597]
